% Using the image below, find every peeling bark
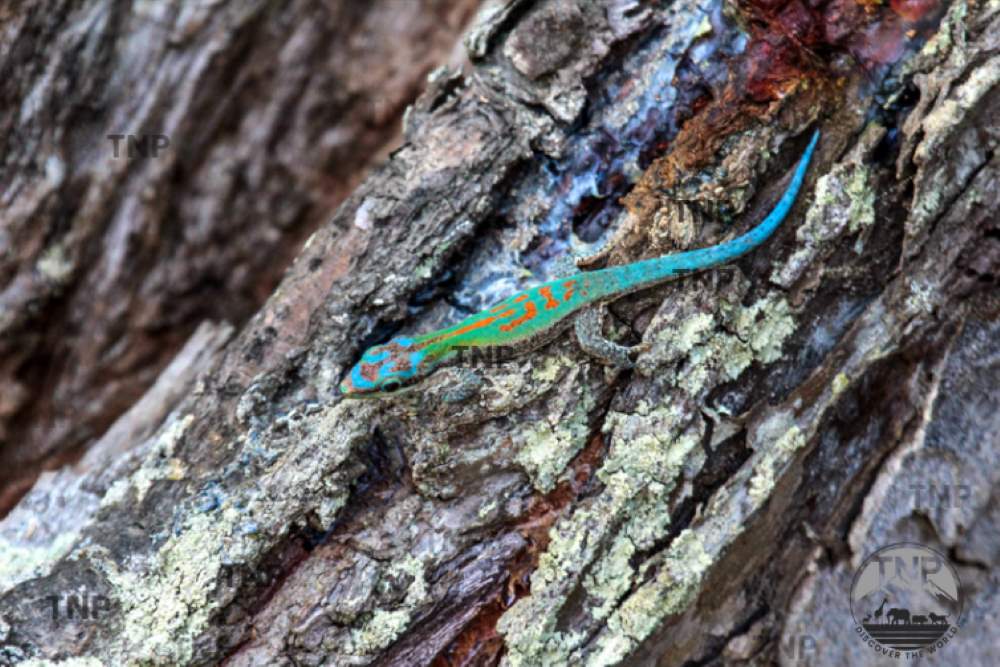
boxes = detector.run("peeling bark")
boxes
[1,0,998,666]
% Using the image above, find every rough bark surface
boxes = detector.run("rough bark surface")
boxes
[1,0,998,666]
[0,0,479,514]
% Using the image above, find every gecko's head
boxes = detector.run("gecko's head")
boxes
[339,336,431,397]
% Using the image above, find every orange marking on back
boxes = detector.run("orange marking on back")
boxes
[499,300,538,332]
[427,314,499,343]
[562,280,576,302]
[514,293,529,302]
[538,285,559,310]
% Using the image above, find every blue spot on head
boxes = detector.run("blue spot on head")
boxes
[350,363,376,391]
[362,348,389,364]
[396,349,426,380]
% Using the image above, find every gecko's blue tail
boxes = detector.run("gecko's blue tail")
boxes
[722,128,820,257]
[592,128,820,297]
[646,128,820,277]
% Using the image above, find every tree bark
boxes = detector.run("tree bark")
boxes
[0,0,479,514]
[1,0,998,666]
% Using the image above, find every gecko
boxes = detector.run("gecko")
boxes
[340,129,820,399]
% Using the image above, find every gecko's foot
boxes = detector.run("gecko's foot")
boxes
[574,247,608,270]
[440,368,483,403]
[574,307,645,370]
[615,341,651,370]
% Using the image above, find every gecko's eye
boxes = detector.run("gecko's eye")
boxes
[382,379,402,392]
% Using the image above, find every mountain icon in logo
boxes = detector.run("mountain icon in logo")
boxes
[850,543,963,655]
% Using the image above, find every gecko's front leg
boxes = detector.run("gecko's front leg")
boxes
[573,306,648,369]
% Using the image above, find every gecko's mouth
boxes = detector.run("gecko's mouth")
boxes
[339,390,384,400]
[338,378,420,399]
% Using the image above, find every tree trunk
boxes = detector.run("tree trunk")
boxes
[1,0,998,665]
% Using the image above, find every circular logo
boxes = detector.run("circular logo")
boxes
[850,543,963,657]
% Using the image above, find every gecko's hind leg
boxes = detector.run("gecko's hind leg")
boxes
[441,368,483,403]
[573,244,610,271]
[574,306,648,369]
[554,240,610,278]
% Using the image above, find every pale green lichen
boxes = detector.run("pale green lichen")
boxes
[315,491,348,527]
[909,186,944,237]
[772,152,876,286]
[903,276,937,315]
[907,0,963,64]
[415,258,435,280]
[390,553,429,602]
[588,529,712,666]
[583,474,683,624]
[825,163,876,237]
[499,499,617,663]
[85,401,366,665]
[585,534,636,621]
[619,481,675,549]
[478,498,498,519]
[645,294,797,396]
[655,311,718,393]
[349,608,412,654]
[515,420,585,492]
[531,352,567,384]
[674,312,714,353]
[346,554,429,656]
[501,400,700,665]
[748,425,806,505]
[0,531,80,591]
[832,372,851,396]
[514,362,594,492]
[95,503,265,666]
[599,429,699,496]
[579,411,810,665]
[732,296,797,365]
[36,242,74,284]
[101,414,194,508]
[844,163,876,247]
